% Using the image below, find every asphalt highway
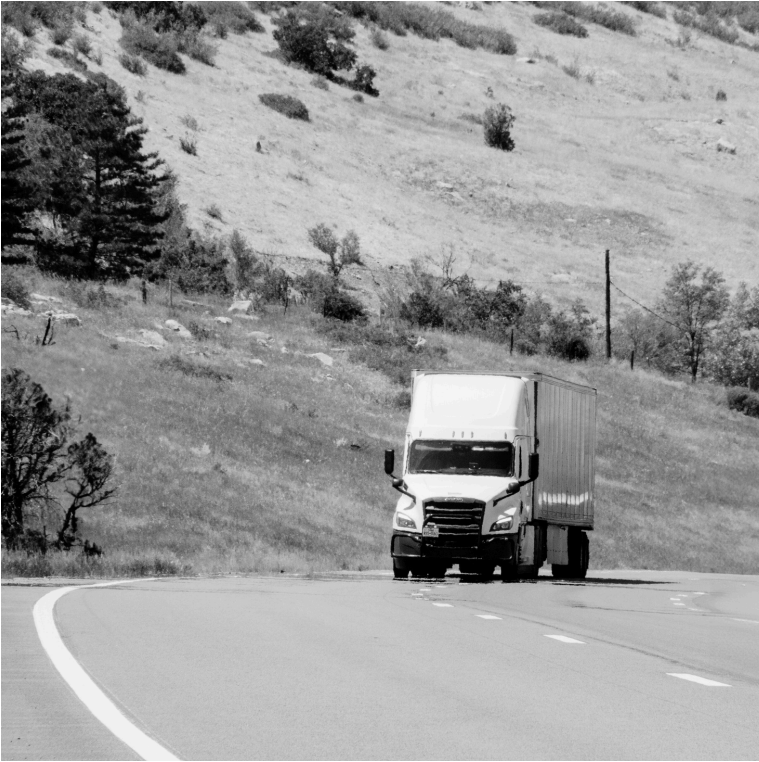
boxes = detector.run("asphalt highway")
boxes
[2,569,758,760]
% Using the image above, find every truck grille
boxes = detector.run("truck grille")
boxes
[423,500,484,548]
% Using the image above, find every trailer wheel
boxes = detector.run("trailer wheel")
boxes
[552,530,589,579]
[393,560,410,579]
[500,563,518,582]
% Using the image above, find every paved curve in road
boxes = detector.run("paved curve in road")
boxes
[3,569,758,760]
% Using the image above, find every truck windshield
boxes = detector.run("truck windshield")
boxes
[407,440,514,476]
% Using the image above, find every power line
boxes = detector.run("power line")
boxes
[610,279,682,331]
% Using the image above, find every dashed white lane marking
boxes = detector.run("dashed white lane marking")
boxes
[33,580,179,761]
[544,634,585,644]
[432,603,453,607]
[673,602,686,606]
[418,588,432,592]
[732,618,759,625]
[667,673,731,687]
[476,614,502,620]
[670,597,681,601]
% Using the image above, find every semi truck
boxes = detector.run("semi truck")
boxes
[384,371,597,581]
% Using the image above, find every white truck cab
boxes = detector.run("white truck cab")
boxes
[384,371,596,581]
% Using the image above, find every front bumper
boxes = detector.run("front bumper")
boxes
[391,532,515,563]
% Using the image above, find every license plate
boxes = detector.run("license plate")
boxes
[423,524,439,538]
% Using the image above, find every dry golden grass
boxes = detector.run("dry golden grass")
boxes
[2,272,758,577]
[4,2,759,576]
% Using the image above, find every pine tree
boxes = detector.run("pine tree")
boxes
[16,71,167,280]
[1,33,35,257]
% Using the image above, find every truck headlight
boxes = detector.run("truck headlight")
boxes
[490,517,513,532]
[396,513,417,530]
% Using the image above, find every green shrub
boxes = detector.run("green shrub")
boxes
[0,269,32,309]
[545,300,596,361]
[158,355,232,382]
[72,32,92,57]
[187,320,216,342]
[180,114,199,130]
[180,135,197,155]
[716,89,727,101]
[534,2,635,35]
[483,103,516,151]
[293,268,334,307]
[205,204,223,220]
[323,288,366,322]
[738,8,759,34]
[341,2,517,55]
[65,283,123,310]
[318,320,448,386]
[120,20,186,74]
[178,31,217,66]
[562,59,581,79]
[259,93,310,121]
[727,388,759,418]
[311,75,330,90]
[534,12,589,37]
[196,2,264,35]
[371,27,389,50]
[47,46,88,72]
[673,9,739,44]
[623,1,666,19]
[175,235,231,295]
[352,64,379,96]
[51,22,73,45]
[119,52,147,75]
[273,5,358,77]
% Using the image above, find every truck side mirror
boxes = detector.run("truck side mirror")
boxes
[528,453,539,481]
[384,449,395,476]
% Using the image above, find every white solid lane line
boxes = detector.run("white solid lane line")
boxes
[667,673,731,687]
[476,615,502,620]
[544,634,585,644]
[33,580,179,762]
[732,618,759,624]
[432,603,453,607]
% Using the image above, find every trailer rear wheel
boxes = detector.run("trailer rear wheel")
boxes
[500,563,518,582]
[552,529,589,579]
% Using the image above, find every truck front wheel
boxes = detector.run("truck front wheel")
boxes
[393,560,410,579]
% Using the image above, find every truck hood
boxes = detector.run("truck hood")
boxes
[403,473,515,504]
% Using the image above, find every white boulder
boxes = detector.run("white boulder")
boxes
[228,300,253,314]
[308,352,334,367]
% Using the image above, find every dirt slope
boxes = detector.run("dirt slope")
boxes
[21,2,759,313]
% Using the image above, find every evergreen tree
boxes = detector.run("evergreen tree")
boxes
[16,71,167,280]
[1,95,35,255]
[1,30,35,257]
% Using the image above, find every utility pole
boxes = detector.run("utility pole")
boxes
[605,249,611,360]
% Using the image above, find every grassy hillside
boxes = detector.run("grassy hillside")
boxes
[2,271,758,577]
[3,2,759,577]
[16,1,758,316]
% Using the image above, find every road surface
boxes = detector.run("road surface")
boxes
[2,569,758,760]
